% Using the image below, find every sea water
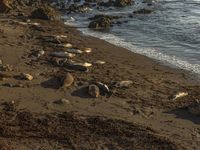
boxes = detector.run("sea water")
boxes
[63,0,200,75]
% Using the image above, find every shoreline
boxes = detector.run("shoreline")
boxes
[77,24,200,80]
[0,1,200,149]
[78,27,200,82]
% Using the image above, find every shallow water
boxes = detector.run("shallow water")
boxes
[63,0,200,75]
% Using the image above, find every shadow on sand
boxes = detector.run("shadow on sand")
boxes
[41,77,61,89]
[166,108,200,125]
[71,86,92,99]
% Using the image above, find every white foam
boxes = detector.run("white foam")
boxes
[80,28,200,75]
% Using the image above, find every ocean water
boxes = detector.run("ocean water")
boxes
[63,0,200,75]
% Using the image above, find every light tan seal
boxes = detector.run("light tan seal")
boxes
[61,73,74,88]
[88,84,100,98]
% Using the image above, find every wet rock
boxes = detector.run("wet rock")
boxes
[88,15,112,29]
[88,15,121,29]
[133,9,153,14]
[142,0,154,5]
[188,100,200,115]
[89,84,100,98]
[114,0,133,7]
[98,1,113,7]
[30,5,59,20]
[53,98,70,105]
[89,14,120,21]
[61,73,74,88]
[68,4,91,13]
[0,0,12,13]
[115,80,133,88]
[20,73,33,81]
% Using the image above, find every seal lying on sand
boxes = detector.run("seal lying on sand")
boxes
[88,84,100,98]
[169,92,188,100]
[61,73,74,88]
[49,51,76,58]
[66,48,83,54]
[115,80,133,88]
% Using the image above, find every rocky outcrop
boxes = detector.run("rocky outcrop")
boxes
[0,0,12,13]
[30,5,59,20]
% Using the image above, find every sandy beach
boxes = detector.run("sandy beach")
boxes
[0,1,200,149]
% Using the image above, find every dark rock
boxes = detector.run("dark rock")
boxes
[88,15,113,29]
[98,1,113,7]
[114,0,133,7]
[30,5,59,20]
[88,18,111,29]
[88,15,122,29]
[85,0,97,3]
[89,14,121,20]
[133,8,153,14]
[67,4,90,13]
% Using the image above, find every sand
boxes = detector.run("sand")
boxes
[0,7,200,150]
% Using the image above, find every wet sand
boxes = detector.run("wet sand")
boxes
[0,7,200,150]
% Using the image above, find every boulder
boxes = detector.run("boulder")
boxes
[0,0,12,13]
[67,4,90,13]
[114,0,133,7]
[30,5,59,20]
[88,15,113,29]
